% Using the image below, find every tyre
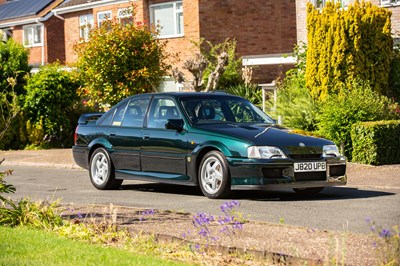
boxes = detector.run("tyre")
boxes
[199,151,231,199]
[293,187,324,196]
[89,148,122,190]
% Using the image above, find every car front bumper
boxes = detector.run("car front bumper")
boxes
[227,156,347,190]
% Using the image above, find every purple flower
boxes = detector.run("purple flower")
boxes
[77,212,83,219]
[379,229,392,239]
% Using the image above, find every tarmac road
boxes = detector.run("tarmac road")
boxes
[1,149,399,234]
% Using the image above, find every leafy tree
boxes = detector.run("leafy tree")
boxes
[306,1,392,100]
[23,63,81,148]
[74,13,170,110]
[172,38,242,92]
[200,38,242,89]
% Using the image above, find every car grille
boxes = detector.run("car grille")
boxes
[295,172,326,181]
[290,154,322,160]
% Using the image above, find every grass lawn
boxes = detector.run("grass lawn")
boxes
[0,226,186,266]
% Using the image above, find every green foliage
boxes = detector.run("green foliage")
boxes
[23,63,81,148]
[75,16,169,110]
[0,198,64,229]
[317,81,399,159]
[224,83,262,107]
[306,1,392,100]
[351,120,400,165]
[388,46,400,101]
[198,38,242,89]
[0,38,30,95]
[0,39,30,149]
[272,44,320,131]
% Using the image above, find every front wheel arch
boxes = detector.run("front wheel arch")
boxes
[198,150,231,199]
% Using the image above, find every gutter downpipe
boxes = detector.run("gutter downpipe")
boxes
[53,11,65,21]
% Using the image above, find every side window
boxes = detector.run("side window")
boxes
[121,98,150,127]
[147,98,181,129]
[111,101,128,126]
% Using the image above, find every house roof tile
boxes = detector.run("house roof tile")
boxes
[0,0,55,21]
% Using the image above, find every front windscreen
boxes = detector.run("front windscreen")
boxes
[180,95,275,125]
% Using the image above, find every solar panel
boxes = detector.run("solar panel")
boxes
[0,0,55,21]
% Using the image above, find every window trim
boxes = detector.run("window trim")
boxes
[381,0,400,6]
[97,10,112,28]
[79,14,94,42]
[22,24,43,47]
[117,7,134,25]
[150,1,184,39]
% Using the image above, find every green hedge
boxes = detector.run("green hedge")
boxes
[351,120,400,165]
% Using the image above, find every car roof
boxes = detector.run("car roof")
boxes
[130,91,239,99]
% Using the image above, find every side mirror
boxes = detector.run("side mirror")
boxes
[166,119,184,132]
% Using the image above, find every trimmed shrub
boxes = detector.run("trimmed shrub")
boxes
[317,81,399,160]
[23,64,81,148]
[351,120,400,165]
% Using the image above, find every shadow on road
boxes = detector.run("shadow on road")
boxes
[120,183,395,201]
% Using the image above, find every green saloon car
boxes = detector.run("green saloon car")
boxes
[72,92,346,199]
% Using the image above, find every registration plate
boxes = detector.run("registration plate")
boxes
[294,162,326,172]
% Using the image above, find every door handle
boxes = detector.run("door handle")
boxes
[143,134,150,140]
[110,132,116,136]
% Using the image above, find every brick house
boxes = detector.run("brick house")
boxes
[52,0,297,91]
[0,0,65,67]
[296,0,400,43]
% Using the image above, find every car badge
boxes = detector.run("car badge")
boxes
[299,142,306,147]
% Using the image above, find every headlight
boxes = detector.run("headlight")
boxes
[323,145,340,157]
[247,146,287,159]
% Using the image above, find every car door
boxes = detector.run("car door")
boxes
[141,96,188,177]
[108,96,150,171]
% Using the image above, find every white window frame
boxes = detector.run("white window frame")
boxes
[97,10,112,28]
[150,1,184,38]
[312,0,348,8]
[381,0,400,6]
[79,14,94,42]
[117,7,134,25]
[23,24,43,47]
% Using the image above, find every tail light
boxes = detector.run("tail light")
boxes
[74,126,78,145]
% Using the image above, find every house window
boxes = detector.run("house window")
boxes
[79,14,94,41]
[23,24,43,47]
[381,0,400,5]
[1,29,12,42]
[118,8,134,26]
[150,1,183,38]
[97,11,112,28]
[312,0,349,8]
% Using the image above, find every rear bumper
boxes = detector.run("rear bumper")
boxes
[227,156,347,190]
[72,146,90,169]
